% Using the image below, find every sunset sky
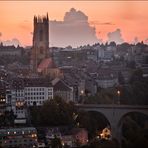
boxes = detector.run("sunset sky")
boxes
[0,1,148,47]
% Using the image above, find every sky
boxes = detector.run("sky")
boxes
[0,1,148,47]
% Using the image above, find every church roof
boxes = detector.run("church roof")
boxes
[37,58,56,73]
[52,78,72,91]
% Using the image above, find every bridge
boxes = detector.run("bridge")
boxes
[76,104,148,146]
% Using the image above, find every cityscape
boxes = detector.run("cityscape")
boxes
[0,1,148,148]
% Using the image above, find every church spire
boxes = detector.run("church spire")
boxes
[46,12,49,21]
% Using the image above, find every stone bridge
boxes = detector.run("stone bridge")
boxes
[76,104,148,146]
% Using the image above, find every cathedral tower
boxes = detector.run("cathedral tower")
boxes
[31,13,49,72]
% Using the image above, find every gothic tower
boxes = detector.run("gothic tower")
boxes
[31,13,49,72]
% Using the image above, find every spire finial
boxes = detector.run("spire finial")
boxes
[47,12,49,21]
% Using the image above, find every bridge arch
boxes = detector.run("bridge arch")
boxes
[117,111,148,147]
[76,103,148,146]
[77,110,111,139]
[118,111,148,128]
[87,110,111,127]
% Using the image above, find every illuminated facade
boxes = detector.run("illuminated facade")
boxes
[0,127,38,147]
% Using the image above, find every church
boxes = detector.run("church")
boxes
[31,13,62,79]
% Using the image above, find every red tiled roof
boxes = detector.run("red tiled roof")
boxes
[37,58,55,73]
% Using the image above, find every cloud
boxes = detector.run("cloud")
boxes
[19,20,31,31]
[107,29,124,44]
[89,21,114,26]
[132,37,139,44]
[145,38,148,44]
[64,8,88,23]
[0,32,21,47]
[102,22,114,25]
[2,38,21,47]
[49,8,99,47]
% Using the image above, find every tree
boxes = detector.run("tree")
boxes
[130,68,143,83]
[30,96,77,126]
[109,41,116,47]
[50,135,62,148]
[122,113,148,148]
[118,71,125,84]
[0,110,16,127]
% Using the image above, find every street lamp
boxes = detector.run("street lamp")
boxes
[80,90,84,95]
[80,90,85,103]
[117,90,120,105]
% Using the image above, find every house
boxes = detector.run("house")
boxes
[0,81,7,115]
[9,78,53,123]
[70,128,88,146]
[0,43,23,57]
[23,78,53,106]
[52,78,74,102]
[0,127,38,147]
[45,127,88,147]
[96,68,118,88]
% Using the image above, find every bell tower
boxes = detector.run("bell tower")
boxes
[31,13,49,72]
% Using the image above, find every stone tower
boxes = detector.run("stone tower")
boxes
[31,13,49,72]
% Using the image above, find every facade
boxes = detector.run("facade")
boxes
[96,69,118,88]
[31,14,49,72]
[11,78,28,123]
[0,43,23,57]
[87,45,114,62]
[52,78,74,102]
[0,81,6,115]
[45,127,88,147]
[31,14,61,78]
[9,78,53,123]
[70,128,88,146]
[24,86,53,106]
[12,78,53,107]
[0,127,38,148]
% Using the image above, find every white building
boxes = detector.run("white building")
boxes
[25,86,53,106]
[10,78,53,123]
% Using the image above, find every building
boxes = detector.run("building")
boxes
[0,81,6,115]
[52,78,74,102]
[9,78,53,123]
[96,68,118,88]
[24,78,53,106]
[11,78,28,124]
[45,127,88,147]
[70,128,88,146]
[31,14,49,73]
[0,43,23,57]
[0,127,38,147]
[31,14,61,78]
[37,58,62,79]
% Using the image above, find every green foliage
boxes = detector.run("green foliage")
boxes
[84,68,148,105]
[0,110,16,127]
[84,88,115,104]
[50,135,62,148]
[30,96,77,126]
[122,113,148,148]
[89,139,119,148]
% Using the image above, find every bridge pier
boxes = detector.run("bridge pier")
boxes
[111,124,122,148]
[108,110,122,147]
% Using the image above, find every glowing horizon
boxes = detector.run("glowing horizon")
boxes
[0,1,148,47]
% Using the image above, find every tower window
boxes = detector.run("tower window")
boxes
[40,47,44,54]
[39,30,43,41]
